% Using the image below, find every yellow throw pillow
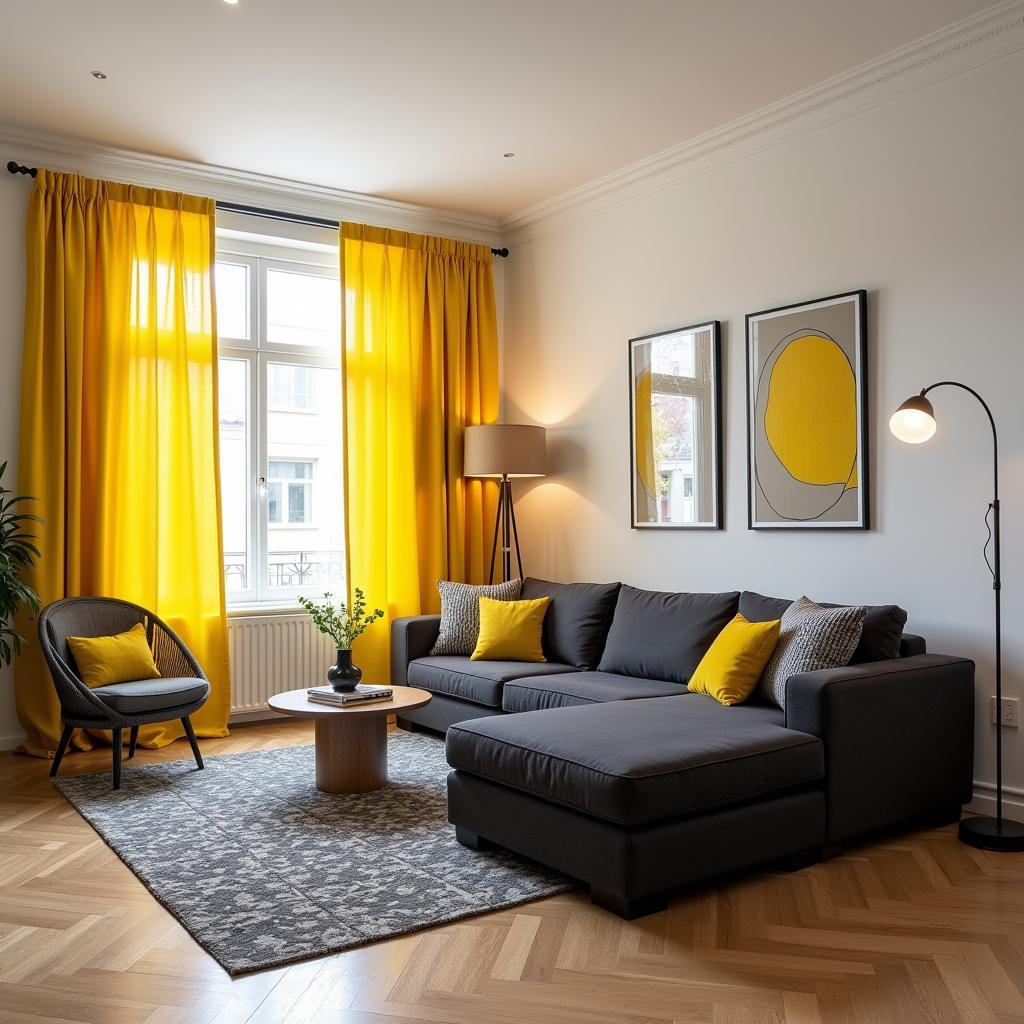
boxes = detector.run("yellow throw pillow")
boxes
[688,613,780,706]
[68,622,162,689]
[471,595,550,662]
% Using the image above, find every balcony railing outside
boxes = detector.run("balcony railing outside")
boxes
[224,550,345,592]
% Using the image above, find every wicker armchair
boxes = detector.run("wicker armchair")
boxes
[38,597,210,789]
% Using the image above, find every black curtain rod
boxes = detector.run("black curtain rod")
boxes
[6,162,509,258]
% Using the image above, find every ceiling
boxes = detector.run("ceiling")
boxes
[0,0,996,221]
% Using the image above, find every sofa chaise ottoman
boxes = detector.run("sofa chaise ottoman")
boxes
[447,696,826,917]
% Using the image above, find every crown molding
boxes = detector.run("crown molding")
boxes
[0,124,504,246]
[502,0,1024,243]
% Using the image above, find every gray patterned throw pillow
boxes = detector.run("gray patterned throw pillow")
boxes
[430,578,522,656]
[759,596,866,709]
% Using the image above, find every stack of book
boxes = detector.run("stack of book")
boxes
[307,684,394,707]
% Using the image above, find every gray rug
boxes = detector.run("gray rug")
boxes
[55,732,573,975]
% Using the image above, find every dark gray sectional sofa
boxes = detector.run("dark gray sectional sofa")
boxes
[391,579,975,918]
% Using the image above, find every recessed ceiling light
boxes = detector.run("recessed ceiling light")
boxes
[90,70,107,80]
[223,0,240,5]
[503,152,515,158]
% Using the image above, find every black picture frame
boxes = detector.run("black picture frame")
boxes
[629,320,723,530]
[745,290,869,530]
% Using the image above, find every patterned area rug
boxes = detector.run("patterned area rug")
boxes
[55,732,573,975]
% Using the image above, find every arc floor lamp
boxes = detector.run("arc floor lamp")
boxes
[890,382,1023,852]
[464,424,546,583]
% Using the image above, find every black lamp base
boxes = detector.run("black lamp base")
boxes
[959,815,1024,852]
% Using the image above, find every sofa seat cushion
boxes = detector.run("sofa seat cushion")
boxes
[502,671,685,713]
[446,697,823,827]
[92,676,209,714]
[407,656,578,708]
[597,586,739,685]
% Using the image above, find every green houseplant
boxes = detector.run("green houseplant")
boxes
[299,588,384,691]
[0,461,41,668]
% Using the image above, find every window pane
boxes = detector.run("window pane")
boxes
[269,460,312,480]
[218,358,249,592]
[267,482,282,523]
[266,268,340,348]
[216,261,250,340]
[288,482,310,523]
[269,364,315,410]
[267,363,344,592]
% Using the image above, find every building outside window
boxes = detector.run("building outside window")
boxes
[215,245,344,604]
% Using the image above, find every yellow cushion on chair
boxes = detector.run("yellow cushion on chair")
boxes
[68,622,162,689]
[471,596,551,662]
[688,613,781,706]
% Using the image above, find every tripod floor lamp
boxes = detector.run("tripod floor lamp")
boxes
[890,382,1023,852]
[464,424,546,583]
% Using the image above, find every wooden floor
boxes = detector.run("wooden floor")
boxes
[1,723,1022,1024]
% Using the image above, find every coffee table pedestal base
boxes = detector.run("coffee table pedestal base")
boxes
[314,714,388,794]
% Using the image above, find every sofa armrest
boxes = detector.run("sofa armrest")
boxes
[391,615,442,686]
[785,654,974,843]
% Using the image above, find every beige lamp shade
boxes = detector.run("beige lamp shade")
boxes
[464,424,546,478]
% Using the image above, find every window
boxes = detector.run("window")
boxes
[268,460,313,524]
[269,364,315,410]
[216,246,344,604]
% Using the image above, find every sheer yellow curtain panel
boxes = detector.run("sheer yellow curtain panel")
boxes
[341,223,500,683]
[16,170,230,756]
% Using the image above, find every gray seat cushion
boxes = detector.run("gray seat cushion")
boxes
[739,591,908,664]
[407,656,579,709]
[597,586,739,685]
[502,671,685,713]
[447,696,823,827]
[92,676,209,714]
[520,578,621,669]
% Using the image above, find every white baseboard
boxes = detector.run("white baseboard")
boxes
[968,780,1024,816]
[0,733,27,752]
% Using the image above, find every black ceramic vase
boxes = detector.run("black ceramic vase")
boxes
[327,648,362,692]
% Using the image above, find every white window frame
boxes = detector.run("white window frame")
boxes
[217,239,342,607]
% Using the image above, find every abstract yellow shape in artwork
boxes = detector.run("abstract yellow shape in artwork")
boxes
[634,367,658,499]
[765,334,857,490]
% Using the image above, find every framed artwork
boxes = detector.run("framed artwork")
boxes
[629,320,722,530]
[746,290,868,530]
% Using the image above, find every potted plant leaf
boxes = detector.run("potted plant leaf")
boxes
[299,588,384,691]
[0,461,41,668]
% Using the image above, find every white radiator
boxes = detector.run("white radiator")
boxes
[227,612,336,719]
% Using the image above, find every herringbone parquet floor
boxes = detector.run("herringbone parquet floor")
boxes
[1,720,1021,1023]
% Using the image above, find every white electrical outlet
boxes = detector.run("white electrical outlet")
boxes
[991,696,1020,727]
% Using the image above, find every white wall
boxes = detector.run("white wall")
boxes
[502,53,1024,809]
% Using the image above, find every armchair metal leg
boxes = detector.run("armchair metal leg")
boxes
[111,727,123,790]
[181,715,204,770]
[50,724,73,779]
[128,726,139,759]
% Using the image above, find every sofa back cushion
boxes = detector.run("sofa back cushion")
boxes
[597,585,739,685]
[520,578,621,669]
[739,591,908,664]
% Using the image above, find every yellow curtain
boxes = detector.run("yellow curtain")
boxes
[15,170,230,756]
[341,223,499,683]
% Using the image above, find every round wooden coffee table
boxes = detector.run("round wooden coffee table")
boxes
[267,686,432,794]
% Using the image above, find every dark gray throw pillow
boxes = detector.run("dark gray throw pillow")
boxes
[597,585,739,685]
[739,591,907,664]
[520,578,621,669]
